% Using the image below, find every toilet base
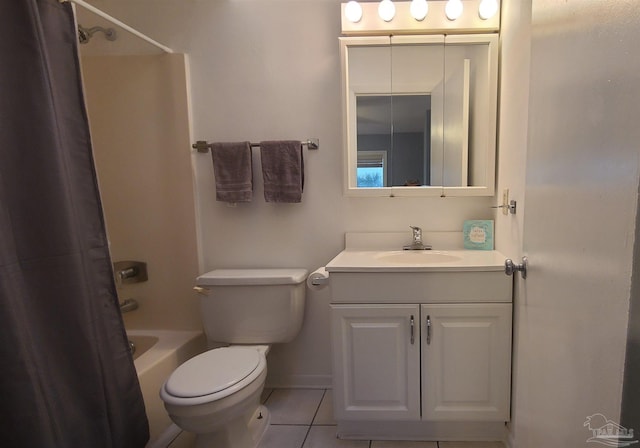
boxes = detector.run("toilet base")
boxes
[193,405,270,448]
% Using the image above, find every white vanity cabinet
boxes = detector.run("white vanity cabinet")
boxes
[331,301,511,423]
[325,247,513,439]
[420,303,512,421]
[331,304,421,421]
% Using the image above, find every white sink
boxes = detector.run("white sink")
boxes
[325,249,506,272]
[374,251,462,264]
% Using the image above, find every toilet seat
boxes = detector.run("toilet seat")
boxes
[161,346,266,406]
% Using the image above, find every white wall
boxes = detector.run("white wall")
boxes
[86,0,494,387]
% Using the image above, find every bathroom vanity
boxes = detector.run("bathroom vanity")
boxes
[325,233,512,441]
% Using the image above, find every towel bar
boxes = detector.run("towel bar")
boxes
[193,138,319,153]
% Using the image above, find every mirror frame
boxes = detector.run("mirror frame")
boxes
[340,34,498,197]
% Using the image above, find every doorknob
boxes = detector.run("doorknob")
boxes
[505,256,528,279]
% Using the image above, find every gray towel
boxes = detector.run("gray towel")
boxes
[260,140,304,203]
[210,142,253,203]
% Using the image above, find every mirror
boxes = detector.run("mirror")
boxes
[340,34,498,197]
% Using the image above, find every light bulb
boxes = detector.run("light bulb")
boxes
[345,1,363,23]
[478,0,498,20]
[378,0,396,22]
[445,0,463,20]
[410,0,429,21]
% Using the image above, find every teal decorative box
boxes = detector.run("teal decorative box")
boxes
[463,220,494,250]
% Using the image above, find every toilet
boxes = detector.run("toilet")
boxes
[160,268,308,448]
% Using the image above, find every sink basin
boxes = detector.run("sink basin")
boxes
[325,246,506,273]
[374,251,462,265]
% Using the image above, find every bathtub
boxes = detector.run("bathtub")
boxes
[127,329,206,447]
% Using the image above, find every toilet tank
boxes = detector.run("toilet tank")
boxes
[195,269,308,344]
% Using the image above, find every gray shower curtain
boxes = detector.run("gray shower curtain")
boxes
[0,1,149,446]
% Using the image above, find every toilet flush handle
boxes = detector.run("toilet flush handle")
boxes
[193,286,210,295]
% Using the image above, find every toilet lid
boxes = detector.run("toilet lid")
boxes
[165,347,261,398]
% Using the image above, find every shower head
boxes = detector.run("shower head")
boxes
[77,24,117,44]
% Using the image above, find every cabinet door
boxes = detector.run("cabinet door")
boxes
[421,303,512,421]
[331,304,420,420]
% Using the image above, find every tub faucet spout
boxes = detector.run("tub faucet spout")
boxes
[403,226,432,250]
[120,298,139,313]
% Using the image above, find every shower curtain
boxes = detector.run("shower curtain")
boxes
[0,1,149,446]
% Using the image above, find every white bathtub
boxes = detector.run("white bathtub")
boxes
[127,330,206,446]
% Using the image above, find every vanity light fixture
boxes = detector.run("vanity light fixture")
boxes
[445,0,463,20]
[410,0,429,21]
[378,0,396,22]
[341,1,501,33]
[478,0,498,19]
[345,0,363,23]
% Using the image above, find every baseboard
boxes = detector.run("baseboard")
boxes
[265,374,332,389]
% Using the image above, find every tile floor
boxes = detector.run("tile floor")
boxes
[168,388,505,448]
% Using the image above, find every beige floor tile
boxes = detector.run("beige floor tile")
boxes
[438,443,505,448]
[371,441,437,448]
[167,430,196,448]
[265,388,325,425]
[302,426,369,448]
[258,425,309,448]
[313,389,336,425]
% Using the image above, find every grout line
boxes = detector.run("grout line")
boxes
[299,388,327,447]
[270,423,314,427]
[310,388,327,426]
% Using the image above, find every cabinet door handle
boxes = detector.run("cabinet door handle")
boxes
[426,315,431,345]
[410,315,415,345]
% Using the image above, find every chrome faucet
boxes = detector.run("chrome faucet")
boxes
[403,226,432,250]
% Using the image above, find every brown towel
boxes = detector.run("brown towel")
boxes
[210,142,253,203]
[260,140,304,203]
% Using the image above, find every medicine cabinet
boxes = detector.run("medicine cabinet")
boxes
[340,33,498,197]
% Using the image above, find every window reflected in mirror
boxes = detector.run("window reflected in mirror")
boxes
[356,94,431,187]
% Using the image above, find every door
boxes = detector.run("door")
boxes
[331,304,420,420]
[510,0,640,444]
[421,303,511,421]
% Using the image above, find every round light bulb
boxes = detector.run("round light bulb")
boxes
[410,0,429,21]
[378,0,396,22]
[445,0,463,21]
[478,0,498,20]
[345,1,363,23]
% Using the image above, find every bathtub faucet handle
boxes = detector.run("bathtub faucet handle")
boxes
[113,261,148,285]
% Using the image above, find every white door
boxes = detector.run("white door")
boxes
[331,304,420,420]
[510,0,640,445]
[421,303,512,421]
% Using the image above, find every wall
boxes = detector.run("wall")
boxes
[86,0,493,387]
[90,0,492,386]
[81,54,201,331]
